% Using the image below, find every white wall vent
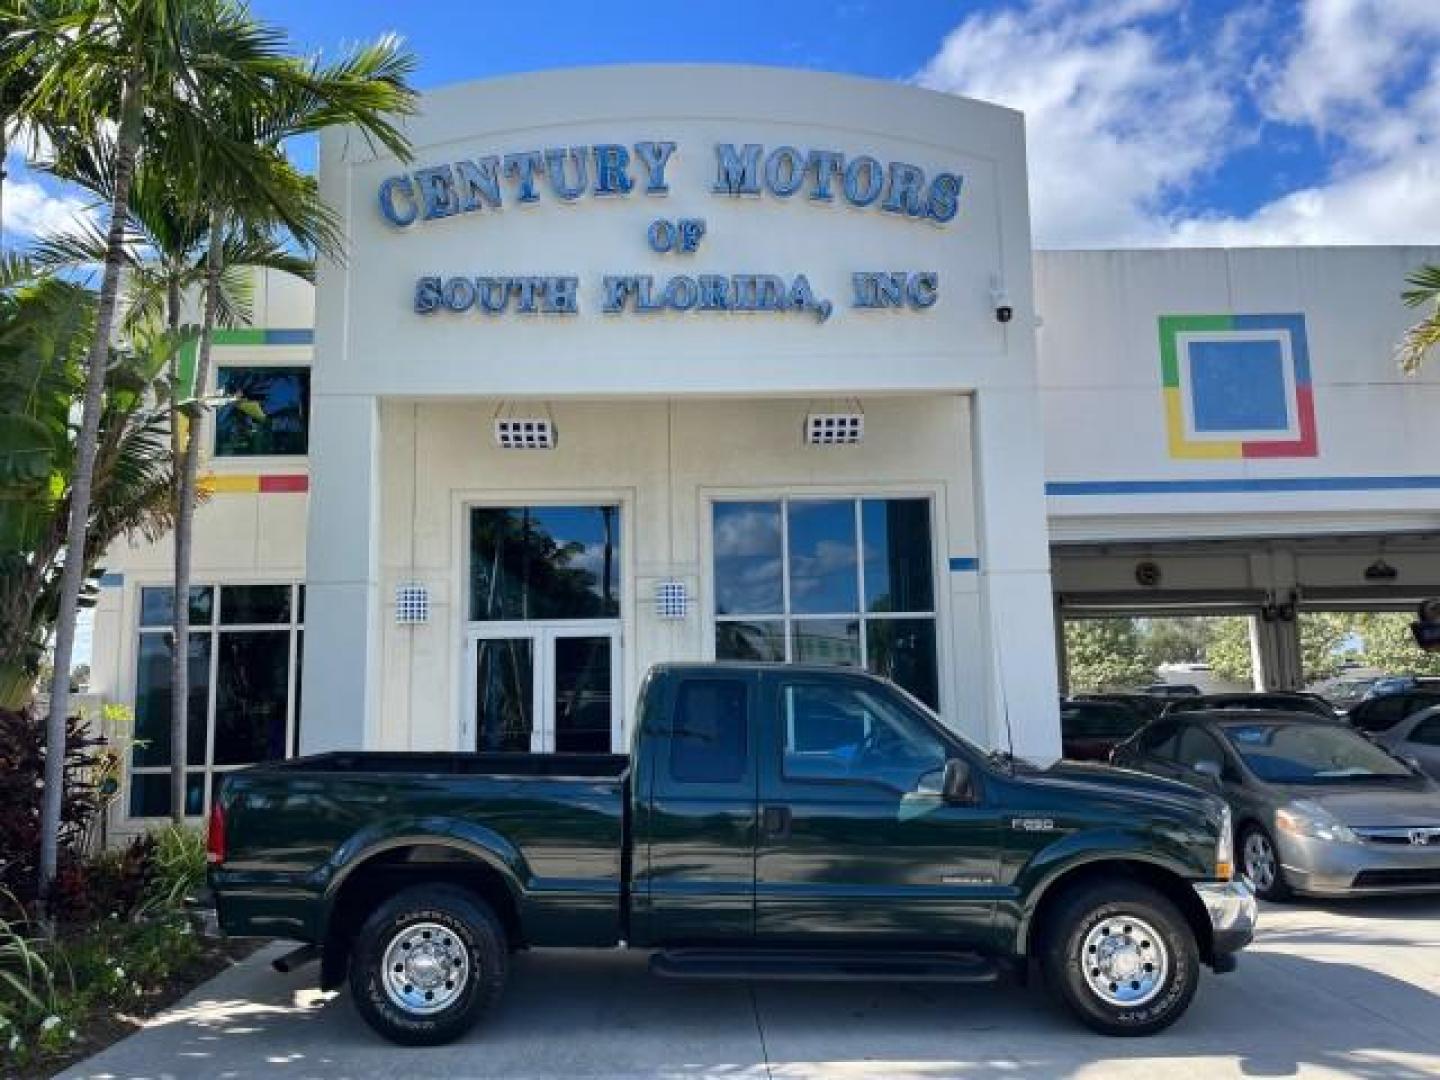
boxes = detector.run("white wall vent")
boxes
[394,583,429,624]
[655,581,688,619]
[493,417,556,450]
[805,411,865,445]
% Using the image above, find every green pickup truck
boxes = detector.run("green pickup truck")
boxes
[207,663,1255,1045]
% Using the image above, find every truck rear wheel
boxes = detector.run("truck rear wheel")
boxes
[349,884,508,1046]
[1041,881,1199,1036]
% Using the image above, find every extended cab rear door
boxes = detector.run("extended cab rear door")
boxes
[754,671,1001,945]
[632,672,759,945]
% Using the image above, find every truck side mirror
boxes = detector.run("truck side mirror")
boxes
[942,759,976,803]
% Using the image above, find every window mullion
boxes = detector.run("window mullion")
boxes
[780,498,792,662]
[854,499,867,669]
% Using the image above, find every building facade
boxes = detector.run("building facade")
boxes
[85,66,1440,827]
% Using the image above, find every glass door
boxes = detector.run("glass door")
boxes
[466,625,621,753]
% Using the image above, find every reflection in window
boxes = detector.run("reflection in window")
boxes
[214,366,310,456]
[671,679,748,783]
[470,506,620,621]
[475,638,533,752]
[780,681,946,794]
[712,498,939,707]
[129,583,302,818]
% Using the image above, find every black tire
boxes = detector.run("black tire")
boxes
[1041,881,1199,1036]
[1239,824,1292,901]
[349,884,507,1046]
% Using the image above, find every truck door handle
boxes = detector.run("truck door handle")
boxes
[761,804,791,839]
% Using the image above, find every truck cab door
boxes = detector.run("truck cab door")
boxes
[632,674,758,946]
[754,673,1001,946]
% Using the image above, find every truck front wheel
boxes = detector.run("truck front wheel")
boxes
[1041,881,1199,1036]
[349,884,508,1046]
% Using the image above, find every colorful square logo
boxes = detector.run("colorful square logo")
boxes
[1159,313,1317,459]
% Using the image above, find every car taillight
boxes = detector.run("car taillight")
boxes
[206,799,226,865]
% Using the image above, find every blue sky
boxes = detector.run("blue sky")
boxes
[6,0,1439,249]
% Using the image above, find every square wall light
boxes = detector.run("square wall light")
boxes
[494,417,556,450]
[805,411,865,445]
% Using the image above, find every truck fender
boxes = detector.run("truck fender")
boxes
[1010,827,1203,956]
[320,816,530,928]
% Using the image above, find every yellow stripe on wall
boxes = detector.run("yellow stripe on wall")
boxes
[200,473,261,494]
[1164,388,1241,459]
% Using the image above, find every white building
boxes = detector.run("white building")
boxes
[85,66,1440,824]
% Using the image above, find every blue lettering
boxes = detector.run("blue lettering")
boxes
[593,144,634,196]
[713,143,762,195]
[414,166,459,220]
[543,148,588,201]
[807,150,843,201]
[909,272,939,308]
[634,140,677,193]
[883,162,927,217]
[843,157,884,206]
[503,151,544,202]
[602,276,633,313]
[455,158,502,211]
[764,146,805,197]
[413,275,441,312]
[379,176,418,227]
[926,173,963,223]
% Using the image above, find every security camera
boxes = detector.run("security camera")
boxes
[990,276,1012,323]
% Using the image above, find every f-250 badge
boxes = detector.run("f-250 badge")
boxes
[1011,817,1056,832]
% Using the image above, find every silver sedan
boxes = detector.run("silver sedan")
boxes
[1374,704,1440,782]
[1110,710,1440,901]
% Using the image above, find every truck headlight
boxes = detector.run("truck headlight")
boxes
[1275,799,1359,844]
[1216,802,1233,880]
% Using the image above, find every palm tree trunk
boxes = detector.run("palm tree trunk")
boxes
[170,209,223,822]
[39,70,142,911]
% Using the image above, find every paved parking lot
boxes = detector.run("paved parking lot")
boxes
[62,898,1440,1080]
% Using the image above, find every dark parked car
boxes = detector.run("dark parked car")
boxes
[1347,687,1440,735]
[1074,693,1168,723]
[209,663,1253,1044]
[1111,710,1440,901]
[1143,683,1202,698]
[1061,699,1149,761]
[1163,693,1339,721]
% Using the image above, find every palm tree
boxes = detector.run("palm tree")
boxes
[10,0,413,902]
[162,30,414,822]
[1398,265,1440,375]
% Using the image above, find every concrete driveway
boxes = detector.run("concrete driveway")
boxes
[60,898,1440,1080]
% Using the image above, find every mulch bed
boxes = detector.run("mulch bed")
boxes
[19,937,265,1080]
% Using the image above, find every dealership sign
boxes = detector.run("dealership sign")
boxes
[377,141,962,323]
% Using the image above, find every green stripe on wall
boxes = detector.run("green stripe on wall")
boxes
[1158,313,1233,387]
[176,328,293,395]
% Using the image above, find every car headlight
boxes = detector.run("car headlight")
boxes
[1215,802,1234,880]
[1275,799,1360,844]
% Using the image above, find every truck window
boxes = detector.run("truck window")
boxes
[670,679,748,783]
[779,682,946,795]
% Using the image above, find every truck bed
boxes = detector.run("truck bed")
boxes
[213,751,631,947]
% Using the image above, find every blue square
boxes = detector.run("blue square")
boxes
[1189,339,1289,432]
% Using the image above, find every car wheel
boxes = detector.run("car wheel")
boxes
[349,884,508,1046]
[1042,880,1199,1036]
[1240,825,1291,901]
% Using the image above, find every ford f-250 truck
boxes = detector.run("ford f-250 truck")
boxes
[207,663,1256,1045]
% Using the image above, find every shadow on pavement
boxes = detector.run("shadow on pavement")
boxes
[58,944,1440,1079]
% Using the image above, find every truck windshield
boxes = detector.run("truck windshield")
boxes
[1221,722,1412,784]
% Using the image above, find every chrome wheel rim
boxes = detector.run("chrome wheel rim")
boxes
[1244,832,1276,893]
[380,922,470,1015]
[1079,914,1169,1008]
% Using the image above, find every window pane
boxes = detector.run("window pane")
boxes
[787,500,858,614]
[214,631,291,765]
[215,366,310,456]
[712,502,783,615]
[139,586,213,627]
[469,506,620,621]
[133,632,209,767]
[862,499,934,613]
[716,620,786,662]
[476,638,533,752]
[220,584,292,625]
[554,636,612,753]
[780,682,946,794]
[865,619,939,709]
[128,773,205,818]
[671,679,748,783]
[792,619,860,666]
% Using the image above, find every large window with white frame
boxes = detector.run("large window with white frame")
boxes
[129,583,304,818]
[711,497,940,708]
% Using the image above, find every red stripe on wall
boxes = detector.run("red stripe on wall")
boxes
[1241,387,1318,459]
[257,473,309,493]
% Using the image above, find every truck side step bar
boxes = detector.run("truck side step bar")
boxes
[650,948,1000,984]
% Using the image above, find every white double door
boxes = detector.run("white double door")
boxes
[464,621,622,754]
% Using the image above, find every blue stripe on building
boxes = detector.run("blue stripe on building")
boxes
[948,557,980,572]
[1047,475,1440,496]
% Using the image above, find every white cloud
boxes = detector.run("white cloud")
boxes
[916,0,1440,248]
[2,170,92,239]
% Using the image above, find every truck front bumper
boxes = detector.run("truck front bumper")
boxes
[1193,878,1257,962]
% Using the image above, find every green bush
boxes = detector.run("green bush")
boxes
[142,825,207,915]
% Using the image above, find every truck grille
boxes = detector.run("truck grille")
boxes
[1352,868,1440,888]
